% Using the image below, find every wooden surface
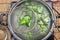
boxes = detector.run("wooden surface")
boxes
[54,28,60,40]
[0,0,19,40]
[53,2,60,16]
[53,2,60,40]
[0,0,19,14]
[53,2,60,26]
[0,0,19,3]
[56,18,60,26]
[0,4,10,14]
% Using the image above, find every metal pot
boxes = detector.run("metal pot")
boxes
[8,0,55,40]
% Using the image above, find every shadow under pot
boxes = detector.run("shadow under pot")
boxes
[8,0,55,40]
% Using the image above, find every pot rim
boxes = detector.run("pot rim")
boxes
[8,0,55,40]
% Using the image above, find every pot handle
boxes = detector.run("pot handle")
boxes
[0,14,2,24]
[11,0,22,9]
[0,14,8,25]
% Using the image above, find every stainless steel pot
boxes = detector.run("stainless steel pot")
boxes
[8,0,55,40]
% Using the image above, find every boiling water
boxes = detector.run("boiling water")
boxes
[11,1,51,40]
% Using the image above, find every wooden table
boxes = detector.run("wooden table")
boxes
[54,28,60,40]
[0,0,19,14]
[53,2,60,40]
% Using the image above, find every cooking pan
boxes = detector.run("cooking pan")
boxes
[8,0,56,40]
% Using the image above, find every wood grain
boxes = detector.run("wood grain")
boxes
[53,2,60,16]
[0,4,10,14]
[54,28,60,40]
[56,18,60,26]
[53,2,60,26]
[0,0,19,14]
[0,0,19,3]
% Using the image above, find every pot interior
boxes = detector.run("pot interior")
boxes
[9,0,53,40]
